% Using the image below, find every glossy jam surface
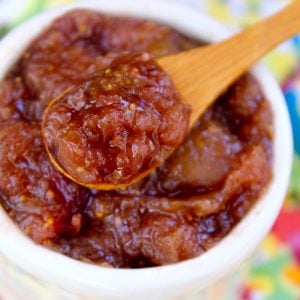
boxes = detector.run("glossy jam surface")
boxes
[42,52,190,187]
[0,10,273,268]
[0,120,90,243]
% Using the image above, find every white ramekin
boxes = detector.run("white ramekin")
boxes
[0,1,293,299]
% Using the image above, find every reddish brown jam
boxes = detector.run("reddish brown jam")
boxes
[42,52,190,187]
[0,120,90,243]
[0,10,273,268]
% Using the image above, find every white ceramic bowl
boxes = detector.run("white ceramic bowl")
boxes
[0,1,293,299]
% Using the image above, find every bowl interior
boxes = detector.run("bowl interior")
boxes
[0,0,293,296]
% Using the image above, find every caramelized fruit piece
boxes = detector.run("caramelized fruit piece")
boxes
[0,120,90,243]
[42,52,190,189]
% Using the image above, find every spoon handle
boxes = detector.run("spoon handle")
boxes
[158,0,300,126]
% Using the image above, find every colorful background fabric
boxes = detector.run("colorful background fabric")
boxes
[0,0,299,299]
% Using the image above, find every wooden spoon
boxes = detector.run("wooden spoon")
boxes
[43,1,300,190]
[158,0,300,128]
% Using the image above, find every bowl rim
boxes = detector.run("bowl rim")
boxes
[0,0,293,295]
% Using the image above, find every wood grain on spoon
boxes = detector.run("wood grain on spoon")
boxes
[158,0,300,127]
